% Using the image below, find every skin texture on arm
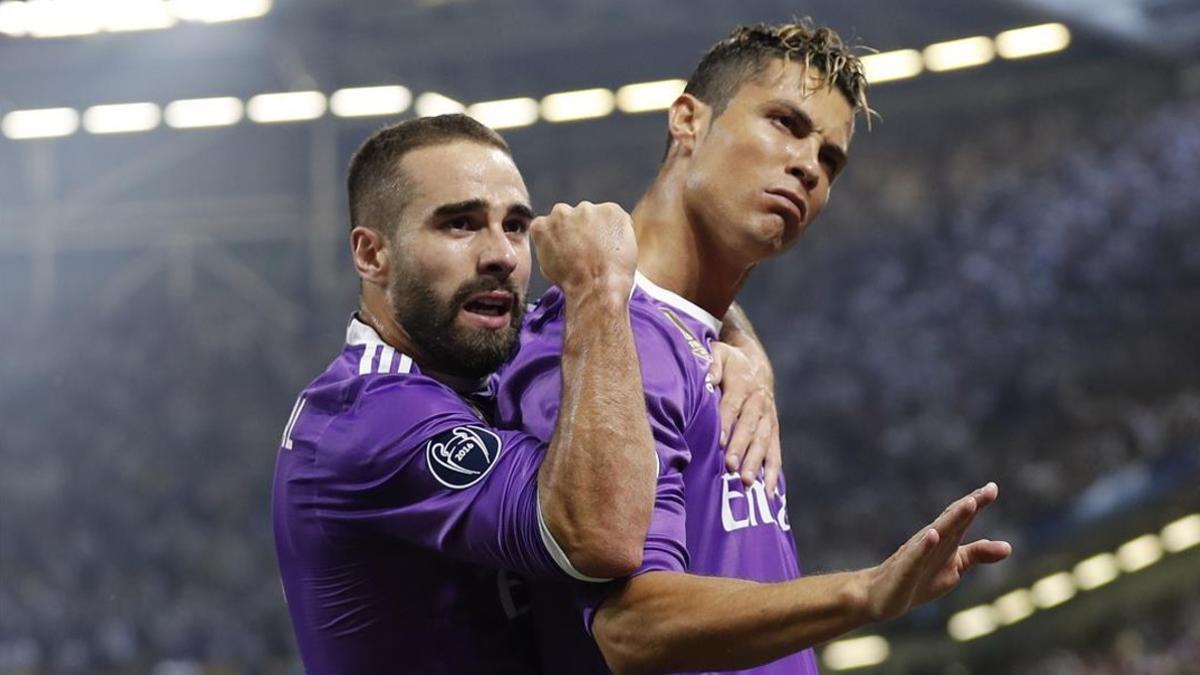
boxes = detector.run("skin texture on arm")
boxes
[532,202,659,579]
[593,483,1013,674]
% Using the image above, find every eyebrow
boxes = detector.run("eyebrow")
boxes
[431,199,488,219]
[770,99,849,169]
[430,199,534,220]
[508,203,535,220]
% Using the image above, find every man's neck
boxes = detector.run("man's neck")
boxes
[357,296,487,394]
[631,173,752,320]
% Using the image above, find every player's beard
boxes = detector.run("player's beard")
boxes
[388,264,526,380]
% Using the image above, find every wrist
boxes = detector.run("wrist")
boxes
[841,568,877,625]
[560,272,633,306]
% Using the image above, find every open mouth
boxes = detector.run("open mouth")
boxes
[462,291,514,319]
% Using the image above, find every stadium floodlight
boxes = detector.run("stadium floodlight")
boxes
[466,97,539,130]
[991,588,1036,625]
[541,88,616,123]
[615,79,687,114]
[0,1,29,36]
[247,91,327,124]
[1073,552,1120,591]
[83,102,161,134]
[1030,571,1076,608]
[821,635,889,671]
[1161,513,1200,553]
[2,107,80,140]
[169,0,271,23]
[947,605,997,642]
[164,96,243,128]
[923,36,995,72]
[330,86,412,118]
[104,0,177,32]
[996,23,1071,60]
[22,0,104,38]
[415,92,466,117]
[1116,534,1163,572]
[861,49,923,84]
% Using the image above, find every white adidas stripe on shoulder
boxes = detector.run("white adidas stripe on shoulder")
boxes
[358,344,379,375]
[348,317,416,376]
[377,345,395,373]
[357,344,416,375]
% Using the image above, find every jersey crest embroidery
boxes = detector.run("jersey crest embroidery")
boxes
[425,426,503,489]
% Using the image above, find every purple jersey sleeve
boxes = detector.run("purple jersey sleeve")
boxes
[310,372,582,582]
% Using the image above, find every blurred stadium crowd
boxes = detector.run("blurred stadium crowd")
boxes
[1023,593,1200,674]
[1,86,1197,672]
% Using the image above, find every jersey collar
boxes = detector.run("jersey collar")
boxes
[346,314,387,346]
[634,271,723,334]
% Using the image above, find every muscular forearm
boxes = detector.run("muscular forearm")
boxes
[594,570,872,674]
[539,282,657,578]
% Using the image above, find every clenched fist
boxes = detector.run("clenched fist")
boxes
[531,202,638,297]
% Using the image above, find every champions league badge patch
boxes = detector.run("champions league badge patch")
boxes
[426,426,502,489]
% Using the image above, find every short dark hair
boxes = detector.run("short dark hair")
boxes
[666,20,872,158]
[347,114,512,235]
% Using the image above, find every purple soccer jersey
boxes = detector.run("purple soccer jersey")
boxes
[272,317,599,675]
[496,274,820,675]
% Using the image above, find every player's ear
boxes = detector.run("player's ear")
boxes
[350,226,390,287]
[667,93,708,157]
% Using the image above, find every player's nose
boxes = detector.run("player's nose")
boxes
[477,223,518,279]
[787,139,820,193]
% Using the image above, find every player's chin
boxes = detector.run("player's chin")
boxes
[742,214,803,259]
[451,328,519,378]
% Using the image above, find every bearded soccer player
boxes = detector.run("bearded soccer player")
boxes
[271,115,665,673]
[495,22,1013,674]
[272,115,779,673]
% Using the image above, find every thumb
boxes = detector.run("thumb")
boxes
[708,342,728,386]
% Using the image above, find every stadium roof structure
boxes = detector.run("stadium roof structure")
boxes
[1007,0,1200,55]
[0,0,1191,327]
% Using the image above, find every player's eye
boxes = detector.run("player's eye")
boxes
[503,218,530,234]
[445,216,473,231]
[819,150,837,176]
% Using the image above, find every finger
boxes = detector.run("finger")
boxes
[738,437,768,486]
[934,483,998,551]
[971,482,999,510]
[892,527,941,592]
[921,496,981,576]
[724,403,761,472]
[739,413,774,485]
[930,490,982,535]
[714,351,746,447]
[708,343,727,387]
[959,539,1013,569]
[763,434,782,499]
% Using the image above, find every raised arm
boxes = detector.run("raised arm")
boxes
[532,202,658,579]
[593,483,1012,674]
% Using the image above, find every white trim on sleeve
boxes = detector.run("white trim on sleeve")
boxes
[534,446,660,583]
[536,493,613,584]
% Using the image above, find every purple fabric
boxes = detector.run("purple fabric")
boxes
[496,284,821,675]
[272,317,564,674]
